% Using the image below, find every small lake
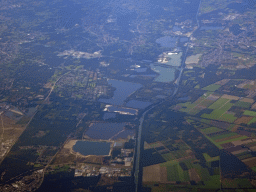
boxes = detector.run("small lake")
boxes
[156,36,177,48]
[103,112,116,120]
[134,68,147,73]
[99,79,142,106]
[126,100,152,109]
[73,141,111,156]
[150,52,182,82]
[150,64,176,82]
[165,52,182,67]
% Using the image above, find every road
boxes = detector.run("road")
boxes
[134,1,202,191]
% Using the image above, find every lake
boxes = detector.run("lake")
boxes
[73,141,111,156]
[165,52,182,67]
[150,52,182,82]
[126,100,152,109]
[150,64,176,82]
[99,79,142,105]
[103,112,116,120]
[156,36,177,48]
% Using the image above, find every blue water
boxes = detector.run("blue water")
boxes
[134,68,147,73]
[99,79,142,105]
[156,36,177,48]
[73,141,111,156]
[103,112,116,120]
[150,64,176,82]
[126,100,152,109]
[85,123,126,140]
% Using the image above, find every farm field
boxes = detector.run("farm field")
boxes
[143,77,256,190]
[200,127,223,134]
[244,110,256,116]
[202,84,221,91]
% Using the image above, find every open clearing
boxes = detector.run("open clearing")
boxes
[242,157,256,168]
[235,116,254,124]
[201,127,223,135]
[189,168,201,182]
[143,164,168,183]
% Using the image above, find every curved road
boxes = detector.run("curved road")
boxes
[134,1,202,191]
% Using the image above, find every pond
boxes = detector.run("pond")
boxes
[99,79,142,106]
[156,36,177,48]
[73,141,111,156]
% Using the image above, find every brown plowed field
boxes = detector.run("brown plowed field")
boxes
[242,157,256,167]
[251,103,256,110]
[235,116,253,124]
[241,98,254,103]
[189,168,201,182]
[221,94,240,100]
[143,164,167,183]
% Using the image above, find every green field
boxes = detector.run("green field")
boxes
[202,84,221,91]
[201,127,223,134]
[201,99,234,122]
[235,101,251,108]
[244,110,256,116]
[199,99,216,107]
[218,113,237,123]
[203,153,220,162]
[248,117,256,125]
[203,175,221,189]
[201,105,236,123]
[208,98,230,110]
[217,136,248,145]
[161,161,190,182]
[210,132,238,141]
[162,153,176,161]
[161,150,187,161]
[251,166,256,172]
